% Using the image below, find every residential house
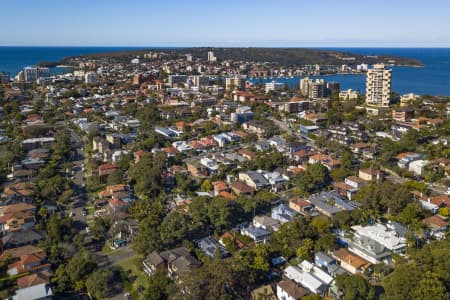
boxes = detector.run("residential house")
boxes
[351,223,407,254]
[212,181,229,196]
[283,265,328,296]
[255,141,271,152]
[306,192,356,217]
[238,171,270,191]
[277,280,309,300]
[358,168,385,182]
[347,236,391,264]
[219,232,247,250]
[0,245,43,261]
[240,225,270,244]
[98,163,119,183]
[2,182,35,204]
[251,285,277,300]
[238,148,257,161]
[253,216,280,232]
[422,215,448,240]
[0,207,36,234]
[314,252,337,274]
[106,133,121,148]
[271,204,298,224]
[292,150,314,163]
[333,182,358,200]
[231,181,254,196]
[1,229,44,249]
[143,247,201,278]
[197,236,229,259]
[331,248,372,275]
[92,137,110,154]
[13,272,53,300]
[345,176,367,190]
[243,121,267,138]
[262,171,289,192]
[7,252,50,276]
[185,159,208,179]
[289,198,315,216]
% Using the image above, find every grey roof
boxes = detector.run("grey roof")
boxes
[144,251,165,267]
[2,229,44,247]
[307,191,356,216]
[160,247,191,262]
[197,236,228,258]
[243,171,269,187]
[315,251,335,264]
[171,255,201,273]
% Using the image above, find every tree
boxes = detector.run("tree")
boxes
[207,197,240,232]
[296,238,314,260]
[311,216,330,234]
[159,212,190,247]
[130,152,166,197]
[270,217,318,258]
[107,168,124,185]
[54,250,97,292]
[90,217,110,242]
[314,233,337,252]
[382,239,450,300]
[294,163,331,195]
[201,179,212,192]
[143,270,173,300]
[86,269,113,299]
[132,213,163,255]
[335,273,374,300]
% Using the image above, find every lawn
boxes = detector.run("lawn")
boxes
[115,255,150,293]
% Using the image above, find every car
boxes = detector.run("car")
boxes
[69,212,75,217]
[445,188,450,196]
[85,227,90,233]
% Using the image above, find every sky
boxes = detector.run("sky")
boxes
[1,0,450,47]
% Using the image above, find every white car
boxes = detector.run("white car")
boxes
[445,188,450,196]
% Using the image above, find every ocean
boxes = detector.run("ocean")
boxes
[249,48,450,96]
[0,47,449,96]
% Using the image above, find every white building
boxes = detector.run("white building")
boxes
[339,89,360,100]
[366,64,392,107]
[207,51,217,62]
[23,67,50,82]
[225,76,246,91]
[85,71,97,84]
[265,81,285,93]
[408,160,429,175]
[351,223,407,254]
[283,266,328,296]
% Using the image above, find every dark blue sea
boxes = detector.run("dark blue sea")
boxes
[0,46,152,76]
[253,48,450,96]
[0,47,449,96]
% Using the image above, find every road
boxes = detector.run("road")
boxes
[67,128,88,231]
[387,173,448,195]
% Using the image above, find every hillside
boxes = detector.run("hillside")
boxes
[44,47,423,68]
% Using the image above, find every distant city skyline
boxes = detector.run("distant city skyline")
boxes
[2,0,450,47]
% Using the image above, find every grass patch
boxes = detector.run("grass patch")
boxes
[115,255,150,292]
[102,242,123,256]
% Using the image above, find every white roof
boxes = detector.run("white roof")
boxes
[352,223,407,251]
[284,266,324,293]
[299,260,334,285]
[13,283,53,300]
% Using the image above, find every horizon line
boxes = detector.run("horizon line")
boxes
[1,45,450,49]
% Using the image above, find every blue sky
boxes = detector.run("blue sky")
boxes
[1,0,450,47]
